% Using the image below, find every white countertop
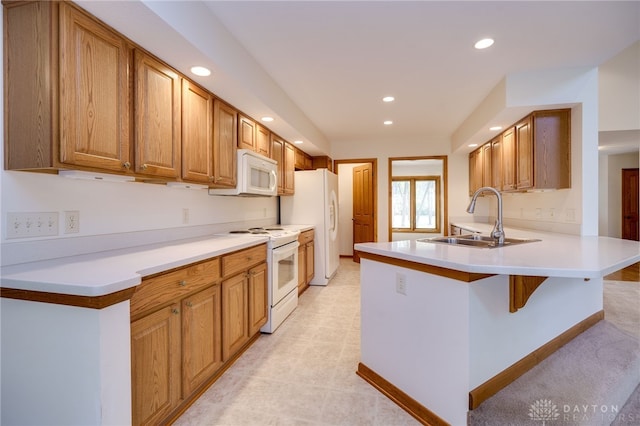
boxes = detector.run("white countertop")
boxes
[0,235,269,297]
[355,228,640,279]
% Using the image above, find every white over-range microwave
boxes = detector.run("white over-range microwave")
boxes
[208,149,278,197]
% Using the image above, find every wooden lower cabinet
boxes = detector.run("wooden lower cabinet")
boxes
[248,262,268,336]
[222,262,268,360]
[131,304,181,426]
[182,285,223,396]
[131,244,267,425]
[297,229,315,294]
[222,272,249,361]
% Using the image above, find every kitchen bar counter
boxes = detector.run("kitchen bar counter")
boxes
[354,232,639,426]
[355,230,640,279]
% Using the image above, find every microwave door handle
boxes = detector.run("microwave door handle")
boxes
[270,170,277,191]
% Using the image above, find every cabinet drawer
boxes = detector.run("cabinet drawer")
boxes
[131,258,221,318]
[298,229,314,245]
[222,244,267,278]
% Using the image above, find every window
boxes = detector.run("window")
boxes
[392,176,441,233]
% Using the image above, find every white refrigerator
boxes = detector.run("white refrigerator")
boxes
[280,169,339,285]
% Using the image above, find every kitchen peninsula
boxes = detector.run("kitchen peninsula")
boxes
[354,230,640,426]
[0,234,271,425]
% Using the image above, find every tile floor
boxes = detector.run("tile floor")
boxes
[175,258,420,425]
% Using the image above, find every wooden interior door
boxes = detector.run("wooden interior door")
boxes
[622,168,639,241]
[353,163,375,263]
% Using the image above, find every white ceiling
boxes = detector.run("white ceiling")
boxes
[78,1,640,156]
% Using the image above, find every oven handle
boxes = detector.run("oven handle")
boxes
[272,241,299,258]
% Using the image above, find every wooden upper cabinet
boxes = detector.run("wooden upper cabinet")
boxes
[501,126,517,191]
[528,109,571,190]
[468,147,483,195]
[181,80,213,184]
[4,2,133,172]
[481,142,492,188]
[491,136,503,191]
[212,100,237,188]
[59,3,132,172]
[238,114,256,151]
[256,124,271,158]
[515,116,534,190]
[270,134,285,194]
[238,115,270,158]
[134,50,181,179]
[284,142,296,194]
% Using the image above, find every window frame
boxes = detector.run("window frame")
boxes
[391,175,441,233]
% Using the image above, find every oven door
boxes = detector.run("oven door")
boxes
[271,241,299,306]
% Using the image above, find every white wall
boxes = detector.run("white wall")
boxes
[599,41,640,132]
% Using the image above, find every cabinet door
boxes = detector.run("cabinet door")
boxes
[468,148,483,195]
[59,3,132,173]
[222,273,249,361]
[284,142,296,194]
[515,117,533,190]
[182,285,222,396]
[256,124,271,157]
[306,241,315,283]
[491,137,503,191]
[481,143,492,188]
[248,262,268,336]
[502,127,516,191]
[271,135,285,194]
[238,115,256,151]
[297,244,306,289]
[135,51,181,178]
[181,80,213,183]
[213,100,237,187]
[131,304,181,426]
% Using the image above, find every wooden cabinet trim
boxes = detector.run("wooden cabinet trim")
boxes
[0,286,135,309]
[221,244,267,279]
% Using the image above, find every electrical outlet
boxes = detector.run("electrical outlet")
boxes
[396,273,407,295]
[64,211,80,234]
[182,208,189,224]
[7,212,58,239]
[535,208,542,218]
[565,208,575,222]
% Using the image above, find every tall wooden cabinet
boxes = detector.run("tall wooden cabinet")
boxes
[212,100,237,188]
[134,50,181,179]
[181,80,213,184]
[4,1,133,173]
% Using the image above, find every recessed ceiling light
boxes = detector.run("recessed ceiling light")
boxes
[384,120,393,125]
[474,38,494,49]
[261,116,274,122]
[294,140,303,145]
[190,66,211,77]
[468,143,478,148]
[489,126,502,131]
[382,96,395,103]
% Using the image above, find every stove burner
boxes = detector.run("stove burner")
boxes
[248,227,265,231]
[229,230,250,234]
[250,230,269,234]
[264,227,284,231]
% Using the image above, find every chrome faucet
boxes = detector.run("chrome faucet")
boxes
[466,186,505,245]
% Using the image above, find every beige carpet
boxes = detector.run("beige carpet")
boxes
[469,279,640,426]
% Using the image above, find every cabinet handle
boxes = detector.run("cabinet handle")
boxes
[179,280,187,287]
[122,161,131,169]
[172,308,180,315]
[141,164,148,171]
[209,176,215,182]
[185,301,193,308]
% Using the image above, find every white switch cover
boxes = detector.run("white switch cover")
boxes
[396,273,407,295]
[7,212,59,239]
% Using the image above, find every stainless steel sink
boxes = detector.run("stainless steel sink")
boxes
[418,234,540,248]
